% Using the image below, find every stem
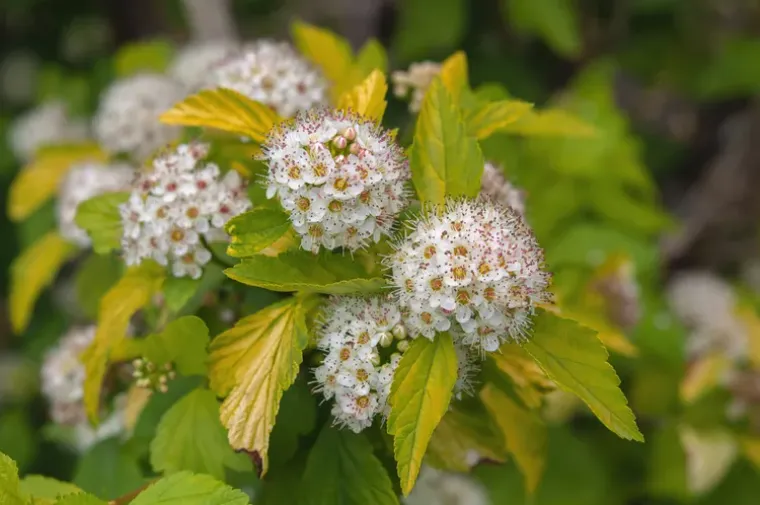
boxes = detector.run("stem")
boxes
[108,480,156,505]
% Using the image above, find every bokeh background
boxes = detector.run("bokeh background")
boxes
[3,0,760,504]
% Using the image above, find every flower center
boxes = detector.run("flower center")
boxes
[333,178,348,191]
[424,246,436,259]
[296,197,311,211]
[452,266,467,280]
[421,312,433,324]
[313,163,328,178]
[288,165,301,179]
[339,347,351,361]
[328,200,343,212]
[357,331,370,345]
[356,396,370,409]
[484,287,496,301]
[171,229,185,242]
[478,262,491,275]
[429,278,443,291]
[356,369,369,382]
[456,289,471,304]
[186,207,199,219]
[453,245,468,257]
[308,224,324,237]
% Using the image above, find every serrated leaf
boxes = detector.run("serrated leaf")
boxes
[135,316,211,376]
[0,452,25,505]
[291,21,354,101]
[523,310,644,441]
[83,262,165,422]
[481,383,547,493]
[410,77,484,205]
[301,426,398,505]
[19,476,82,503]
[501,108,597,137]
[387,332,458,495]
[150,388,250,479]
[114,39,174,76]
[10,231,78,333]
[160,88,279,143]
[489,343,554,409]
[337,70,387,122]
[130,472,250,505]
[74,192,129,254]
[466,99,534,139]
[54,493,107,505]
[75,254,123,319]
[224,250,386,294]
[354,39,388,78]
[208,295,318,476]
[225,208,292,258]
[73,438,144,500]
[438,51,470,107]
[8,143,107,221]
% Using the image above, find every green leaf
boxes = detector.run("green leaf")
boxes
[0,451,25,505]
[0,410,37,472]
[387,333,459,495]
[301,426,398,505]
[224,250,386,294]
[163,263,226,315]
[135,316,210,376]
[10,231,78,333]
[269,379,317,466]
[506,0,582,58]
[76,254,123,319]
[523,310,644,442]
[131,472,250,505]
[500,108,597,137]
[151,388,250,479]
[291,21,354,102]
[114,39,174,76]
[354,39,388,77]
[19,476,82,503]
[132,377,203,448]
[73,438,144,500]
[226,208,292,258]
[74,192,130,254]
[394,0,467,61]
[337,70,388,122]
[54,493,108,505]
[208,295,319,476]
[409,78,484,205]
[696,37,760,99]
[465,99,534,139]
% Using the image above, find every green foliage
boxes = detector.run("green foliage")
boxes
[0,451,25,505]
[75,254,123,319]
[505,0,582,58]
[114,39,174,77]
[74,192,129,254]
[73,438,144,500]
[394,0,467,61]
[127,316,210,376]
[225,208,292,258]
[129,472,251,505]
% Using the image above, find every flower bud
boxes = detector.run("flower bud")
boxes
[397,340,410,353]
[333,135,348,150]
[392,324,407,340]
[378,332,393,348]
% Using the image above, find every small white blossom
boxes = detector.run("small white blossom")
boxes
[57,161,135,247]
[313,296,408,433]
[169,41,239,93]
[119,142,251,279]
[211,40,328,118]
[404,465,490,505]
[480,162,526,217]
[391,61,442,113]
[41,326,94,425]
[263,109,410,253]
[389,198,552,354]
[8,101,89,161]
[93,74,183,162]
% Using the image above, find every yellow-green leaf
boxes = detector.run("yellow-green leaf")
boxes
[208,295,317,476]
[465,99,534,139]
[439,51,469,106]
[679,352,732,404]
[387,332,458,495]
[489,343,554,409]
[291,21,354,102]
[353,39,388,79]
[481,384,547,493]
[739,436,760,471]
[0,452,25,505]
[160,88,279,143]
[75,192,130,254]
[225,208,292,258]
[523,310,644,441]
[19,475,82,503]
[501,108,597,137]
[10,232,78,333]
[8,143,107,221]
[83,262,165,422]
[337,70,388,122]
[115,39,174,77]
[410,77,484,205]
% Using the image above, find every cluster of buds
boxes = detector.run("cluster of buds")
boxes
[131,358,176,393]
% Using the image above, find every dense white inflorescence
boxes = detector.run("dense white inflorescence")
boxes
[170,41,239,93]
[92,74,183,162]
[263,109,410,253]
[212,40,328,118]
[41,325,94,425]
[119,143,251,279]
[480,162,526,217]
[404,465,490,505]
[389,199,551,354]
[391,61,442,113]
[8,101,89,161]
[57,161,135,247]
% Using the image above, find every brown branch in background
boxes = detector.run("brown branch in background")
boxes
[108,480,156,505]
[181,0,238,42]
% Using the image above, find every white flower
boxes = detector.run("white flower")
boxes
[8,101,89,161]
[119,142,251,279]
[93,73,183,162]
[404,465,490,505]
[389,198,552,355]
[264,109,410,253]
[57,161,135,247]
[211,40,328,118]
[41,325,95,425]
[391,61,442,113]
[480,162,526,217]
[313,296,408,433]
[169,41,239,93]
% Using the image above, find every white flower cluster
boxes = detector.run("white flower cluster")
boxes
[404,465,489,505]
[8,101,89,161]
[170,41,239,93]
[391,61,442,113]
[212,40,328,118]
[41,325,94,425]
[57,161,135,247]
[667,271,747,361]
[93,73,183,162]
[313,296,407,433]
[263,109,410,253]
[480,162,526,217]
[120,143,251,279]
[390,199,552,354]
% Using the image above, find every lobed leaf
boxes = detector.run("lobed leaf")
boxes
[465,99,534,139]
[160,88,279,143]
[130,472,250,505]
[225,208,293,258]
[74,192,130,254]
[19,475,82,503]
[523,310,644,441]
[387,333,458,495]
[0,452,25,505]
